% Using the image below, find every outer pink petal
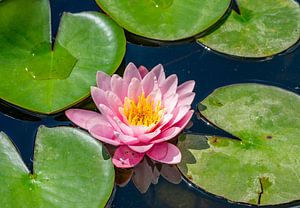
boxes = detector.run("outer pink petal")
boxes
[91,87,109,107]
[151,127,181,144]
[113,116,134,136]
[111,74,128,101]
[89,126,120,146]
[113,146,144,168]
[146,142,181,164]
[151,64,165,85]
[160,74,178,98]
[128,144,154,153]
[127,78,142,102]
[176,80,195,96]
[96,71,111,91]
[176,92,195,107]
[124,62,142,82]
[138,65,149,78]
[65,109,101,130]
[114,131,140,145]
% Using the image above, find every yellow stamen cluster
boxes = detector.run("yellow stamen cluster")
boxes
[123,92,162,126]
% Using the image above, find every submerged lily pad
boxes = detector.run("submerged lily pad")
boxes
[199,0,300,58]
[178,84,300,205]
[0,0,126,114]
[0,126,114,208]
[96,0,231,41]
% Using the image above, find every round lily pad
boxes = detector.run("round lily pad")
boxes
[0,0,126,114]
[96,0,231,41]
[178,84,300,205]
[198,0,300,58]
[0,126,114,208]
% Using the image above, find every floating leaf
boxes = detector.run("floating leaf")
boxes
[96,0,231,41]
[199,0,300,58]
[0,0,126,114]
[0,126,114,208]
[178,84,300,205]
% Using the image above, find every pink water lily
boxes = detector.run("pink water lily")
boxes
[66,63,195,168]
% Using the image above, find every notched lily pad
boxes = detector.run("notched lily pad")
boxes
[199,0,300,58]
[0,126,115,208]
[0,0,126,114]
[96,0,231,41]
[178,84,300,205]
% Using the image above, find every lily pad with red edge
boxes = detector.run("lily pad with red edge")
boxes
[198,0,300,58]
[0,0,126,114]
[178,84,300,205]
[96,0,231,41]
[0,126,115,208]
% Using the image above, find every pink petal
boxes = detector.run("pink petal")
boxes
[124,62,142,82]
[127,78,142,102]
[141,71,157,96]
[105,91,123,117]
[176,80,195,96]
[131,125,148,135]
[176,92,195,107]
[146,142,181,164]
[174,110,194,129]
[91,87,108,107]
[86,114,111,130]
[160,74,178,98]
[89,126,120,146]
[138,129,161,143]
[98,104,122,132]
[65,109,100,130]
[111,74,128,101]
[128,144,154,153]
[113,146,144,168]
[96,71,111,91]
[138,65,149,78]
[147,88,162,107]
[114,131,140,145]
[151,127,181,144]
[132,158,153,193]
[151,113,173,132]
[151,64,165,85]
[163,93,178,113]
[163,105,190,130]
[113,116,134,136]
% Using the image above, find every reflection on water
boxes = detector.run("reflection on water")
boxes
[0,0,299,207]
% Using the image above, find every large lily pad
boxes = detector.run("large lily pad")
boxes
[0,0,126,114]
[178,84,300,205]
[0,126,114,208]
[96,0,231,41]
[198,0,300,58]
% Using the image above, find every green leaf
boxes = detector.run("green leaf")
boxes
[198,0,300,58]
[96,0,231,41]
[178,84,300,205]
[0,126,114,208]
[0,0,126,114]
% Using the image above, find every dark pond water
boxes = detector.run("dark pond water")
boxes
[0,0,300,207]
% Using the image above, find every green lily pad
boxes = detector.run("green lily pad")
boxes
[0,126,114,208]
[178,84,300,205]
[96,0,231,41]
[198,0,300,58]
[0,0,126,114]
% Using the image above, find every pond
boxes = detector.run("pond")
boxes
[0,0,299,207]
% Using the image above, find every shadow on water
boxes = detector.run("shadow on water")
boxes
[0,0,299,207]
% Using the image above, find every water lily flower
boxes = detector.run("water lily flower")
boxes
[66,63,195,168]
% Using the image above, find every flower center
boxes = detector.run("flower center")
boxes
[123,92,162,126]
